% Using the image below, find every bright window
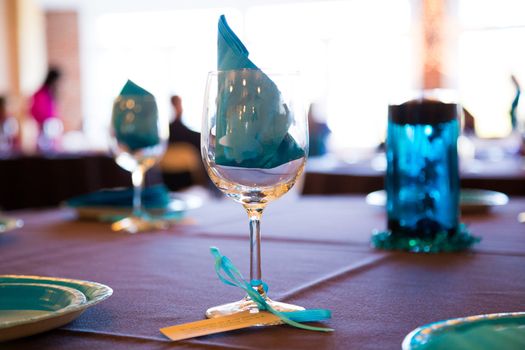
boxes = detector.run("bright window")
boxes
[82,1,412,150]
[84,8,242,148]
[245,0,412,148]
[457,0,525,137]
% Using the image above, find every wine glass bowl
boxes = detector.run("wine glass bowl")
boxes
[202,70,307,206]
[109,85,169,233]
[111,95,167,172]
[202,69,307,317]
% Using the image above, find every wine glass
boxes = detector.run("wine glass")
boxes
[109,86,169,233]
[202,69,308,317]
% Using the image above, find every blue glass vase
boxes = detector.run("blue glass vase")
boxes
[386,98,460,239]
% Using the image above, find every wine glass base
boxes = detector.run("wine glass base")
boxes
[110,216,168,234]
[206,296,304,325]
[0,216,24,233]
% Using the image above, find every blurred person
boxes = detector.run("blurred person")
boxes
[168,95,200,150]
[0,95,19,153]
[0,96,7,121]
[307,103,331,157]
[161,95,205,191]
[457,107,477,161]
[510,75,525,155]
[29,68,61,129]
[29,67,63,152]
[462,107,476,136]
[510,74,521,131]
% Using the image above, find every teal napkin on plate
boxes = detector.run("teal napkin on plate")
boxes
[215,15,305,169]
[112,80,160,152]
[66,184,171,209]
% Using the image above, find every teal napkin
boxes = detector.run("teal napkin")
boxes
[112,80,160,152]
[66,184,171,209]
[215,15,305,169]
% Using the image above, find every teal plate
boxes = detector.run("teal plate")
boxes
[403,312,525,350]
[0,275,113,342]
[0,283,86,342]
[69,193,203,221]
[0,275,113,309]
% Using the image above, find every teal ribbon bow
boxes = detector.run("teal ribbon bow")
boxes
[210,247,333,332]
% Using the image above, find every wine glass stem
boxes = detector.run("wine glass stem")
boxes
[247,208,265,294]
[131,166,145,217]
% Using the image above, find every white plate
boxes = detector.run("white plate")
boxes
[366,189,509,214]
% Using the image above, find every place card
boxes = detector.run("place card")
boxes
[160,311,282,341]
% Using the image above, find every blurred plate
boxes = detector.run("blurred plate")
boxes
[0,217,23,234]
[366,189,509,214]
[0,283,86,342]
[402,312,525,350]
[70,193,203,221]
[459,189,509,213]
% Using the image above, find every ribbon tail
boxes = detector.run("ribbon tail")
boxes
[267,307,334,332]
[282,309,332,323]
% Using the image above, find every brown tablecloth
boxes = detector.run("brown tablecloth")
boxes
[0,153,165,211]
[0,196,524,349]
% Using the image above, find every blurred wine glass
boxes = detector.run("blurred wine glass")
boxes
[109,85,168,233]
[0,96,18,154]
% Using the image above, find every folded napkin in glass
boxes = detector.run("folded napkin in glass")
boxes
[215,15,304,169]
[112,79,160,152]
[65,184,191,221]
